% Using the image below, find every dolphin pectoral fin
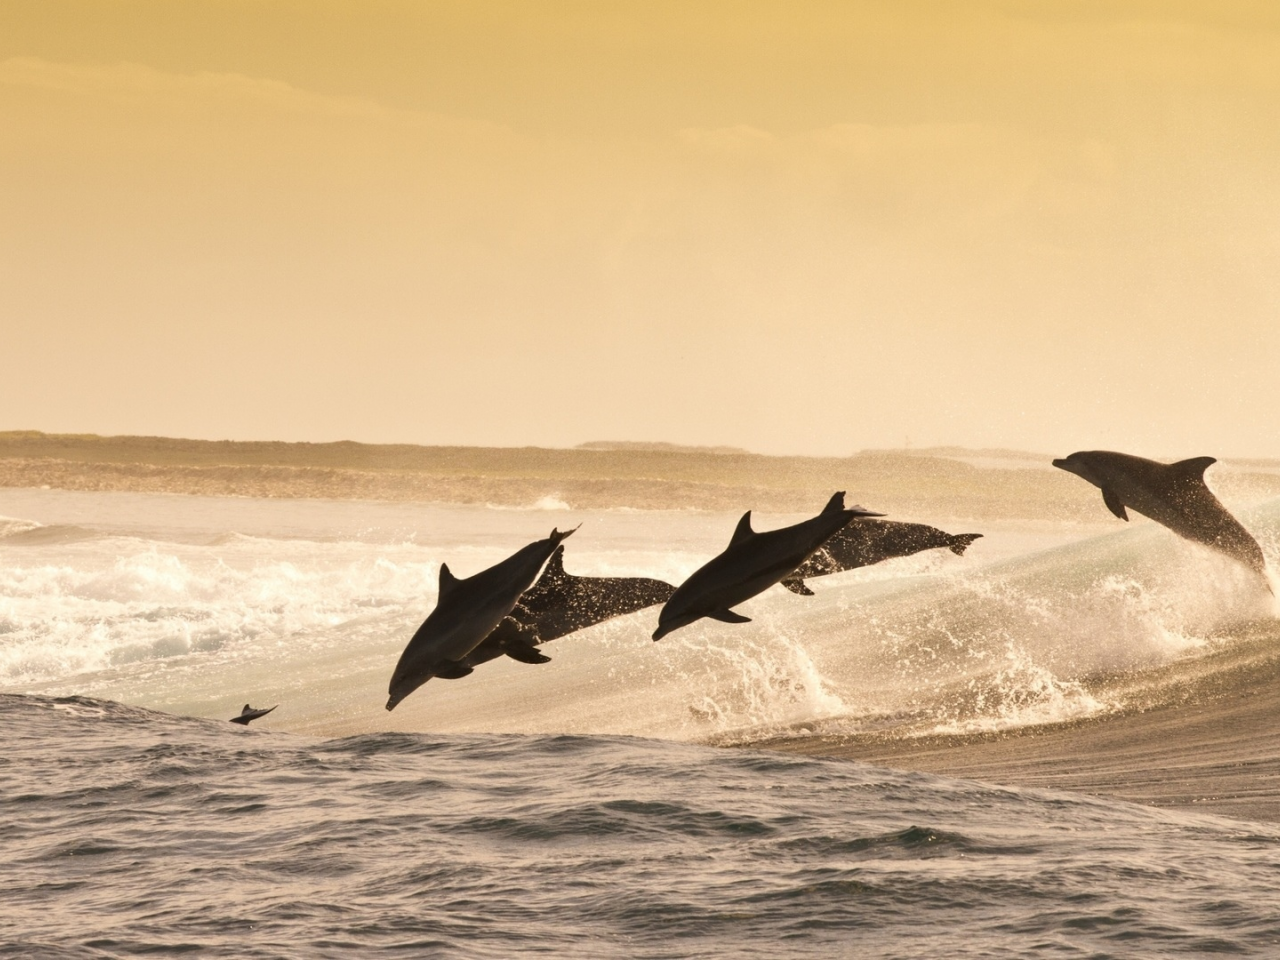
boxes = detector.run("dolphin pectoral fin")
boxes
[503,639,552,665]
[707,608,752,624]
[433,661,475,680]
[1101,487,1129,521]
[780,578,814,596]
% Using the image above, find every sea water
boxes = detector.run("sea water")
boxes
[3,488,1279,957]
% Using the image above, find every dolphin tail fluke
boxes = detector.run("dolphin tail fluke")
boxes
[848,504,886,518]
[948,533,983,556]
[780,577,814,596]
[707,608,752,624]
[549,524,581,547]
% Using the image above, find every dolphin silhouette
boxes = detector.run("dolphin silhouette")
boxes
[386,526,578,710]
[652,492,883,641]
[1052,450,1269,585]
[779,519,983,594]
[458,546,676,669]
[229,703,276,725]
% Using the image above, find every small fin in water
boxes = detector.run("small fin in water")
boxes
[780,578,814,596]
[1101,487,1129,521]
[707,608,752,624]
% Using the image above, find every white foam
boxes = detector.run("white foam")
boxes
[3,488,1277,741]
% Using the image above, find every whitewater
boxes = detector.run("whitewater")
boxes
[4,486,1280,957]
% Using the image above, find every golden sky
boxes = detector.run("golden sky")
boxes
[3,1,1279,457]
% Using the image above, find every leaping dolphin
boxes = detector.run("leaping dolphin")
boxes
[779,519,983,595]
[230,704,276,725]
[652,492,883,641]
[457,546,676,670]
[386,526,578,710]
[1052,450,1269,585]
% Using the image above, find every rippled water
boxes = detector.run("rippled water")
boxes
[5,695,1280,959]
[3,487,1280,956]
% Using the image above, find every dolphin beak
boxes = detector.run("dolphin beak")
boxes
[385,695,401,712]
[651,624,670,642]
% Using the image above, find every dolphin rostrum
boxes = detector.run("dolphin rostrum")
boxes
[230,704,277,725]
[386,526,578,710]
[652,492,883,641]
[457,546,676,670]
[1052,450,1269,584]
[779,519,983,595]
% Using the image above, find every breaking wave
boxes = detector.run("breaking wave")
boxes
[2,490,1276,746]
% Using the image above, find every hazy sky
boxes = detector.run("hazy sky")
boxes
[3,1,1279,457]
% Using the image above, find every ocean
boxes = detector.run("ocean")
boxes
[3,486,1279,957]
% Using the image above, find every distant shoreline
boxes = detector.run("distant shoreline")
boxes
[3,431,1279,520]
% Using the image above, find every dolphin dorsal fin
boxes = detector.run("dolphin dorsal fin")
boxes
[438,562,460,599]
[1170,456,1216,481]
[822,491,847,514]
[728,511,755,548]
[242,704,251,714]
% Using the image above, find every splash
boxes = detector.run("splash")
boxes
[3,490,1278,743]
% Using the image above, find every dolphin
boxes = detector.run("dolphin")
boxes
[457,546,677,669]
[1052,450,1269,584]
[779,519,984,595]
[386,526,578,710]
[229,704,276,725]
[652,492,883,641]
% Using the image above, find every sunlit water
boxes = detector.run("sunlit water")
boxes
[3,488,1279,957]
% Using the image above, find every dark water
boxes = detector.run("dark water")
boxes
[5,694,1280,959]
